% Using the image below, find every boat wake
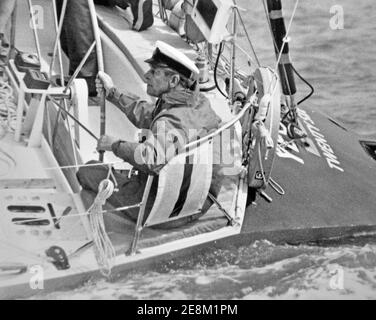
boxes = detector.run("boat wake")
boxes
[29,239,376,300]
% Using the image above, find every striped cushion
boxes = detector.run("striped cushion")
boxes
[144,140,213,227]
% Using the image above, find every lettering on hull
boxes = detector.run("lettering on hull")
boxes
[276,109,344,173]
[298,109,344,173]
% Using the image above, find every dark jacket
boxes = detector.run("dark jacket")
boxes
[106,87,233,224]
[77,87,238,226]
[108,87,222,175]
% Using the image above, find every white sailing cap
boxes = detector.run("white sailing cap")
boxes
[145,41,199,79]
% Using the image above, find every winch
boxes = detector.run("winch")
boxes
[23,68,50,90]
[14,51,41,72]
[195,54,209,84]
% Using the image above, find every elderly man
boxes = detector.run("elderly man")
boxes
[77,41,222,226]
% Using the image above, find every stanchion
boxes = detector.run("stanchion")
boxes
[88,0,106,162]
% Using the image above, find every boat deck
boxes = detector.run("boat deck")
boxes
[0,1,246,298]
[7,0,376,256]
[0,131,90,276]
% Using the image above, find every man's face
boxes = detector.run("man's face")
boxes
[144,66,171,97]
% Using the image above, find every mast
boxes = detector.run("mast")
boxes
[266,0,297,99]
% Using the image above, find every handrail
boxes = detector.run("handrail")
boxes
[183,94,256,151]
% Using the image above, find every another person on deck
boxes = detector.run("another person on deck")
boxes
[55,0,153,96]
[56,0,99,96]
[77,41,223,227]
[102,0,154,32]
[160,0,206,43]
[0,0,16,72]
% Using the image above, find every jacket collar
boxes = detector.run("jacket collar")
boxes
[159,87,199,108]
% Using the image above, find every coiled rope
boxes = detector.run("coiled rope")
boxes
[0,78,17,136]
[0,78,17,176]
[1,76,116,275]
[87,166,117,277]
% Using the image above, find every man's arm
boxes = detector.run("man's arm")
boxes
[107,87,155,129]
[111,114,187,174]
[97,71,155,129]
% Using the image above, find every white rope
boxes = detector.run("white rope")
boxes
[0,78,17,134]
[0,78,119,275]
[88,178,116,277]
[0,79,17,177]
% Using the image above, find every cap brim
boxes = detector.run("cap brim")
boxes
[144,57,155,64]
[144,58,170,70]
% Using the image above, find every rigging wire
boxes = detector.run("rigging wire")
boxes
[48,96,99,141]
[274,0,300,71]
[208,2,263,100]
[49,0,68,81]
[233,3,261,67]
[44,160,124,171]
[10,203,141,226]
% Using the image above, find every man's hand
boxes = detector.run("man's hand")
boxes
[96,71,115,96]
[97,135,118,152]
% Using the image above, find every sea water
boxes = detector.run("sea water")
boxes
[36,0,376,300]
